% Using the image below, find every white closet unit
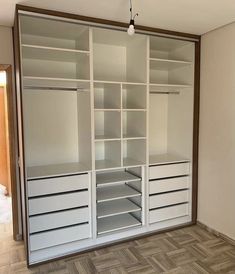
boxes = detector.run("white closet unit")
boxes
[14,6,199,266]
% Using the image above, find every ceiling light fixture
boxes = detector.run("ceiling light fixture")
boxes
[127,0,139,36]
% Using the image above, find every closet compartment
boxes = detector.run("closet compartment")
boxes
[95,141,121,170]
[149,36,194,87]
[95,110,121,140]
[22,86,92,174]
[93,28,147,83]
[20,15,89,51]
[123,139,146,166]
[122,111,146,139]
[94,82,121,110]
[96,167,143,235]
[122,84,147,110]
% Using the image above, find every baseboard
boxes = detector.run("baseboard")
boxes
[197,221,235,246]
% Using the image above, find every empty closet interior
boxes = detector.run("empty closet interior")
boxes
[15,9,199,265]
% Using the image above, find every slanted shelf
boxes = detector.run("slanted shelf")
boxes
[93,28,147,83]
[22,87,92,177]
[149,36,194,87]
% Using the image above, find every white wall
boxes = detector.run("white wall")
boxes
[0,26,13,65]
[198,22,235,240]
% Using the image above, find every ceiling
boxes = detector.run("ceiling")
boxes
[0,0,235,35]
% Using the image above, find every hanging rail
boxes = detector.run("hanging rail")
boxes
[23,86,89,92]
[150,91,180,95]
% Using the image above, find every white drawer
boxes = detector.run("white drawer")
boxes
[28,174,89,197]
[149,176,189,194]
[149,162,190,180]
[150,190,189,209]
[29,207,89,233]
[30,223,90,251]
[28,191,88,215]
[149,203,189,223]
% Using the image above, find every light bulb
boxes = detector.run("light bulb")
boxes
[127,24,135,36]
[0,71,6,86]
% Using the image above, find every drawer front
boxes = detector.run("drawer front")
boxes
[149,163,190,180]
[28,191,88,215]
[150,190,189,209]
[28,174,89,197]
[149,176,189,194]
[30,223,90,251]
[150,203,189,223]
[29,207,89,233]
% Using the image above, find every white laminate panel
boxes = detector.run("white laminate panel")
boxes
[28,191,88,215]
[28,174,89,197]
[30,223,90,251]
[149,176,189,194]
[149,162,190,179]
[149,203,189,223]
[150,190,189,209]
[29,207,89,233]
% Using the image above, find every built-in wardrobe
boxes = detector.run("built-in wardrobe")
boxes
[13,5,200,265]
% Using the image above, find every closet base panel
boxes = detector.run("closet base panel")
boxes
[28,216,192,265]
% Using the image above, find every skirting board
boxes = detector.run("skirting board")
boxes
[197,221,235,246]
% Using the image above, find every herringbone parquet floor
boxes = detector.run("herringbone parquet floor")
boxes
[1,223,235,273]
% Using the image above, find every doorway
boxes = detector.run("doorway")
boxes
[0,65,20,240]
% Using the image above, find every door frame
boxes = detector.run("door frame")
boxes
[0,64,20,240]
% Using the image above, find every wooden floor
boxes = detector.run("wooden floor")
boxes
[1,223,235,273]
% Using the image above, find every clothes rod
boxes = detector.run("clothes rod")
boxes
[24,86,89,92]
[150,91,180,95]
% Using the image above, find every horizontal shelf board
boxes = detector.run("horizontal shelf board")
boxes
[22,45,89,63]
[95,160,121,171]
[96,170,140,186]
[27,162,90,180]
[123,136,147,140]
[150,83,192,89]
[97,184,141,202]
[150,58,192,70]
[95,135,121,142]
[22,44,90,54]
[122,109,147,112]
[97,199,141,218]
[94,80,147,86]
[97,213,141,235]
[149,153,190,166]
[23,76,90,82]
[94,109,121,112]
[123,158,146,167]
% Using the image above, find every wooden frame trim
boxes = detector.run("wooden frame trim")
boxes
[13,4,201,266]
[0,64,20,240]
[16,4,200,41]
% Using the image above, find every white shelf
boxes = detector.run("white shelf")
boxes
[95,135,121,142]
[150,83,192,88]
[95,160,121,171]
[23,76,90,83]
[27,162,90,180]
[149,153,190,166]
[122,109,146,112]
[123,135,146,140]
[97,199,141,218]
[94,109,120,112]
[97,213,141,235]
[96,171,140,186]
[150,58,192,70]
[94,80,146,86]
[123,158,145,167]
[97,184,141,202]
[22,44,89,54]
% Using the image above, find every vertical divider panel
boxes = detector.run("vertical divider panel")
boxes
[89,27,97,238]
[120,83,124,167]
[146,36,150,227]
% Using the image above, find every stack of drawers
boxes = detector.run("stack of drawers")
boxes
[27,173,90,251]
[149,162,190,224]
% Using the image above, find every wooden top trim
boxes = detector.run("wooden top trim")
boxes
[16,4,200,41]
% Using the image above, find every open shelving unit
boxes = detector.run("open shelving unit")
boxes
[96,168,143,235]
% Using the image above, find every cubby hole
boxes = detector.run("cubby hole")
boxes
[122,111,146,139]
[122,84,147,110]
[123,139,146,166]
[94,82,121,110]
[95,111,121,140]
[93,28,147,83]
[95,141,121,170]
